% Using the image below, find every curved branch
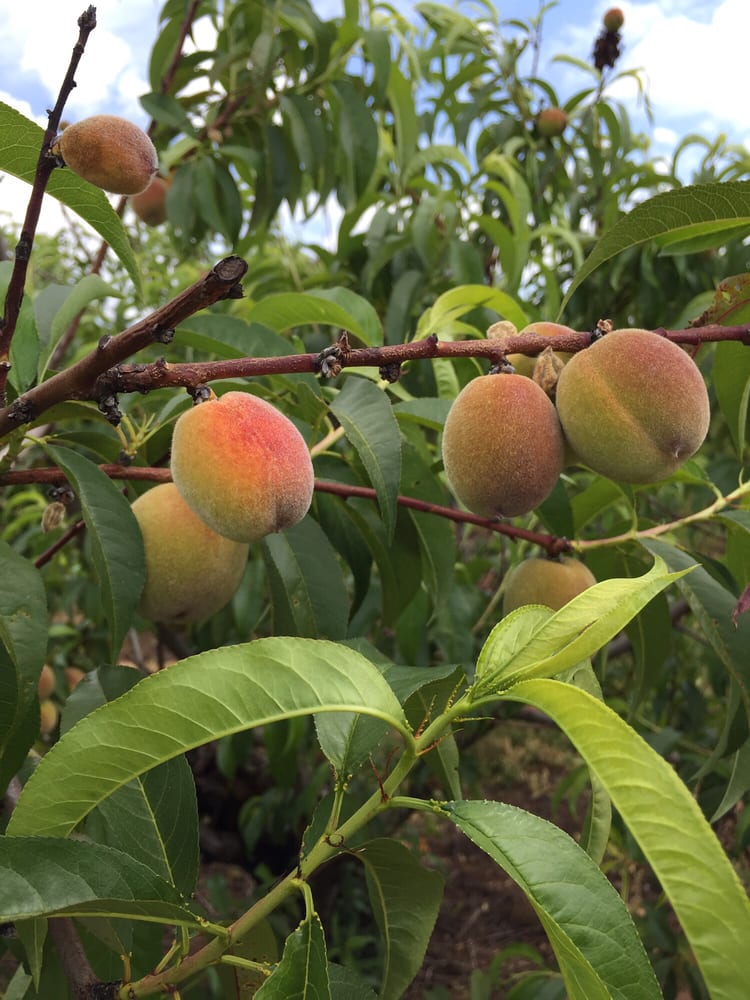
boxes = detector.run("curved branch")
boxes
[0,256,248,437]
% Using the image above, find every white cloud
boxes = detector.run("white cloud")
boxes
[0,0,158,124]
[588,1,750,139]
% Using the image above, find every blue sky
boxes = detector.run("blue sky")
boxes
[0,0,748,233]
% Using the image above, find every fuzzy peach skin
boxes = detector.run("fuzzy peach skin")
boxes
[132,483,249,625]
[441,373,565,519]
[55,115,158,195]
[503,556,597,614]
[170,391,315,544]
[555,329,710,484]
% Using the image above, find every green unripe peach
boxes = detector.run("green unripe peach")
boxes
[441,373,565,519]
[603,7,624,32]
[132,483,249,625]
[503,557,597,614]
[130,174,171,226]
[37,664,56,700]
[555,329,710,484]
[54,115,158,195]
[536,107,568,138]
[170,391,315,544]
[508,322,575,379]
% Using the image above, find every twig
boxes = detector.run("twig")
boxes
[0,466,570,556]
[47,918,102,1000]
[314,479,570,554]
[0,7,98,404]
[49,0,203,372]
[572,480,750,552]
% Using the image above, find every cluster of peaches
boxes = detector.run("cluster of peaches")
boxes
[46,113,709,650]
[442,323,710,612]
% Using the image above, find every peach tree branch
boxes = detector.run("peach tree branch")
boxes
[0,255,248,437]
[0,6,98,404]
[0,466,571,556]
[3,320,748,440]
[49,0,206,372]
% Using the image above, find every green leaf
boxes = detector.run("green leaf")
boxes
[359,839,443,1000]
[308,288,383,346]
[0,543,47,796]
[178,316,292,359]
[328,962,378,999]
[342,501,423,625]
[0,102,142,294]
[711,738,750,822]
[38,275,122,380]
[47,446,145,661]
[416,284,528,339]
[7,638,409,838]
[8,304,39,395]
[60,663,141,737]
[330,378,402,542]
[85,756,199,898]
[248,291,373,340]
[473,556,688,697]
[713,341,750,458]
[441,800,660,1000]
[500,678,750,1000]
[0,839,199,925]
[315,662,459,779]
[255,912,330,999]
[392,398,452,430]
[14,918,46,989]
[561,182,750,312]
[642,539,750,717]
[564,664,611,865]
[262,517,350,639]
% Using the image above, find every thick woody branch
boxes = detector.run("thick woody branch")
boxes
[0,7,98,403]
[0,255,247,437]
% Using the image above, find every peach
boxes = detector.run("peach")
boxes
[555,329,710,484]
[503,557,597,614]
[131,483,249,625]
[54,115,158,195]
[170,392,315,544]
[130,174,171,226]
[441,373,565,519]
[603,7,624,32]
[37,664,56,700]
[536,107,568,138]
[64,667,86,691]
[39,699,59,737]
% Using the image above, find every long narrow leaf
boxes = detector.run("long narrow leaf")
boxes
[47,446,145,662]
[358,839,443,1000]
[7,638,410,838]
[441,801,660,1000]
[0,839,198,926]
[500,678,750,1000]
[561,181,750,312]
[473,555,688,697]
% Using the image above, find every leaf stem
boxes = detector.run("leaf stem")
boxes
[572,480,750,551]
[120,745,420,997]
